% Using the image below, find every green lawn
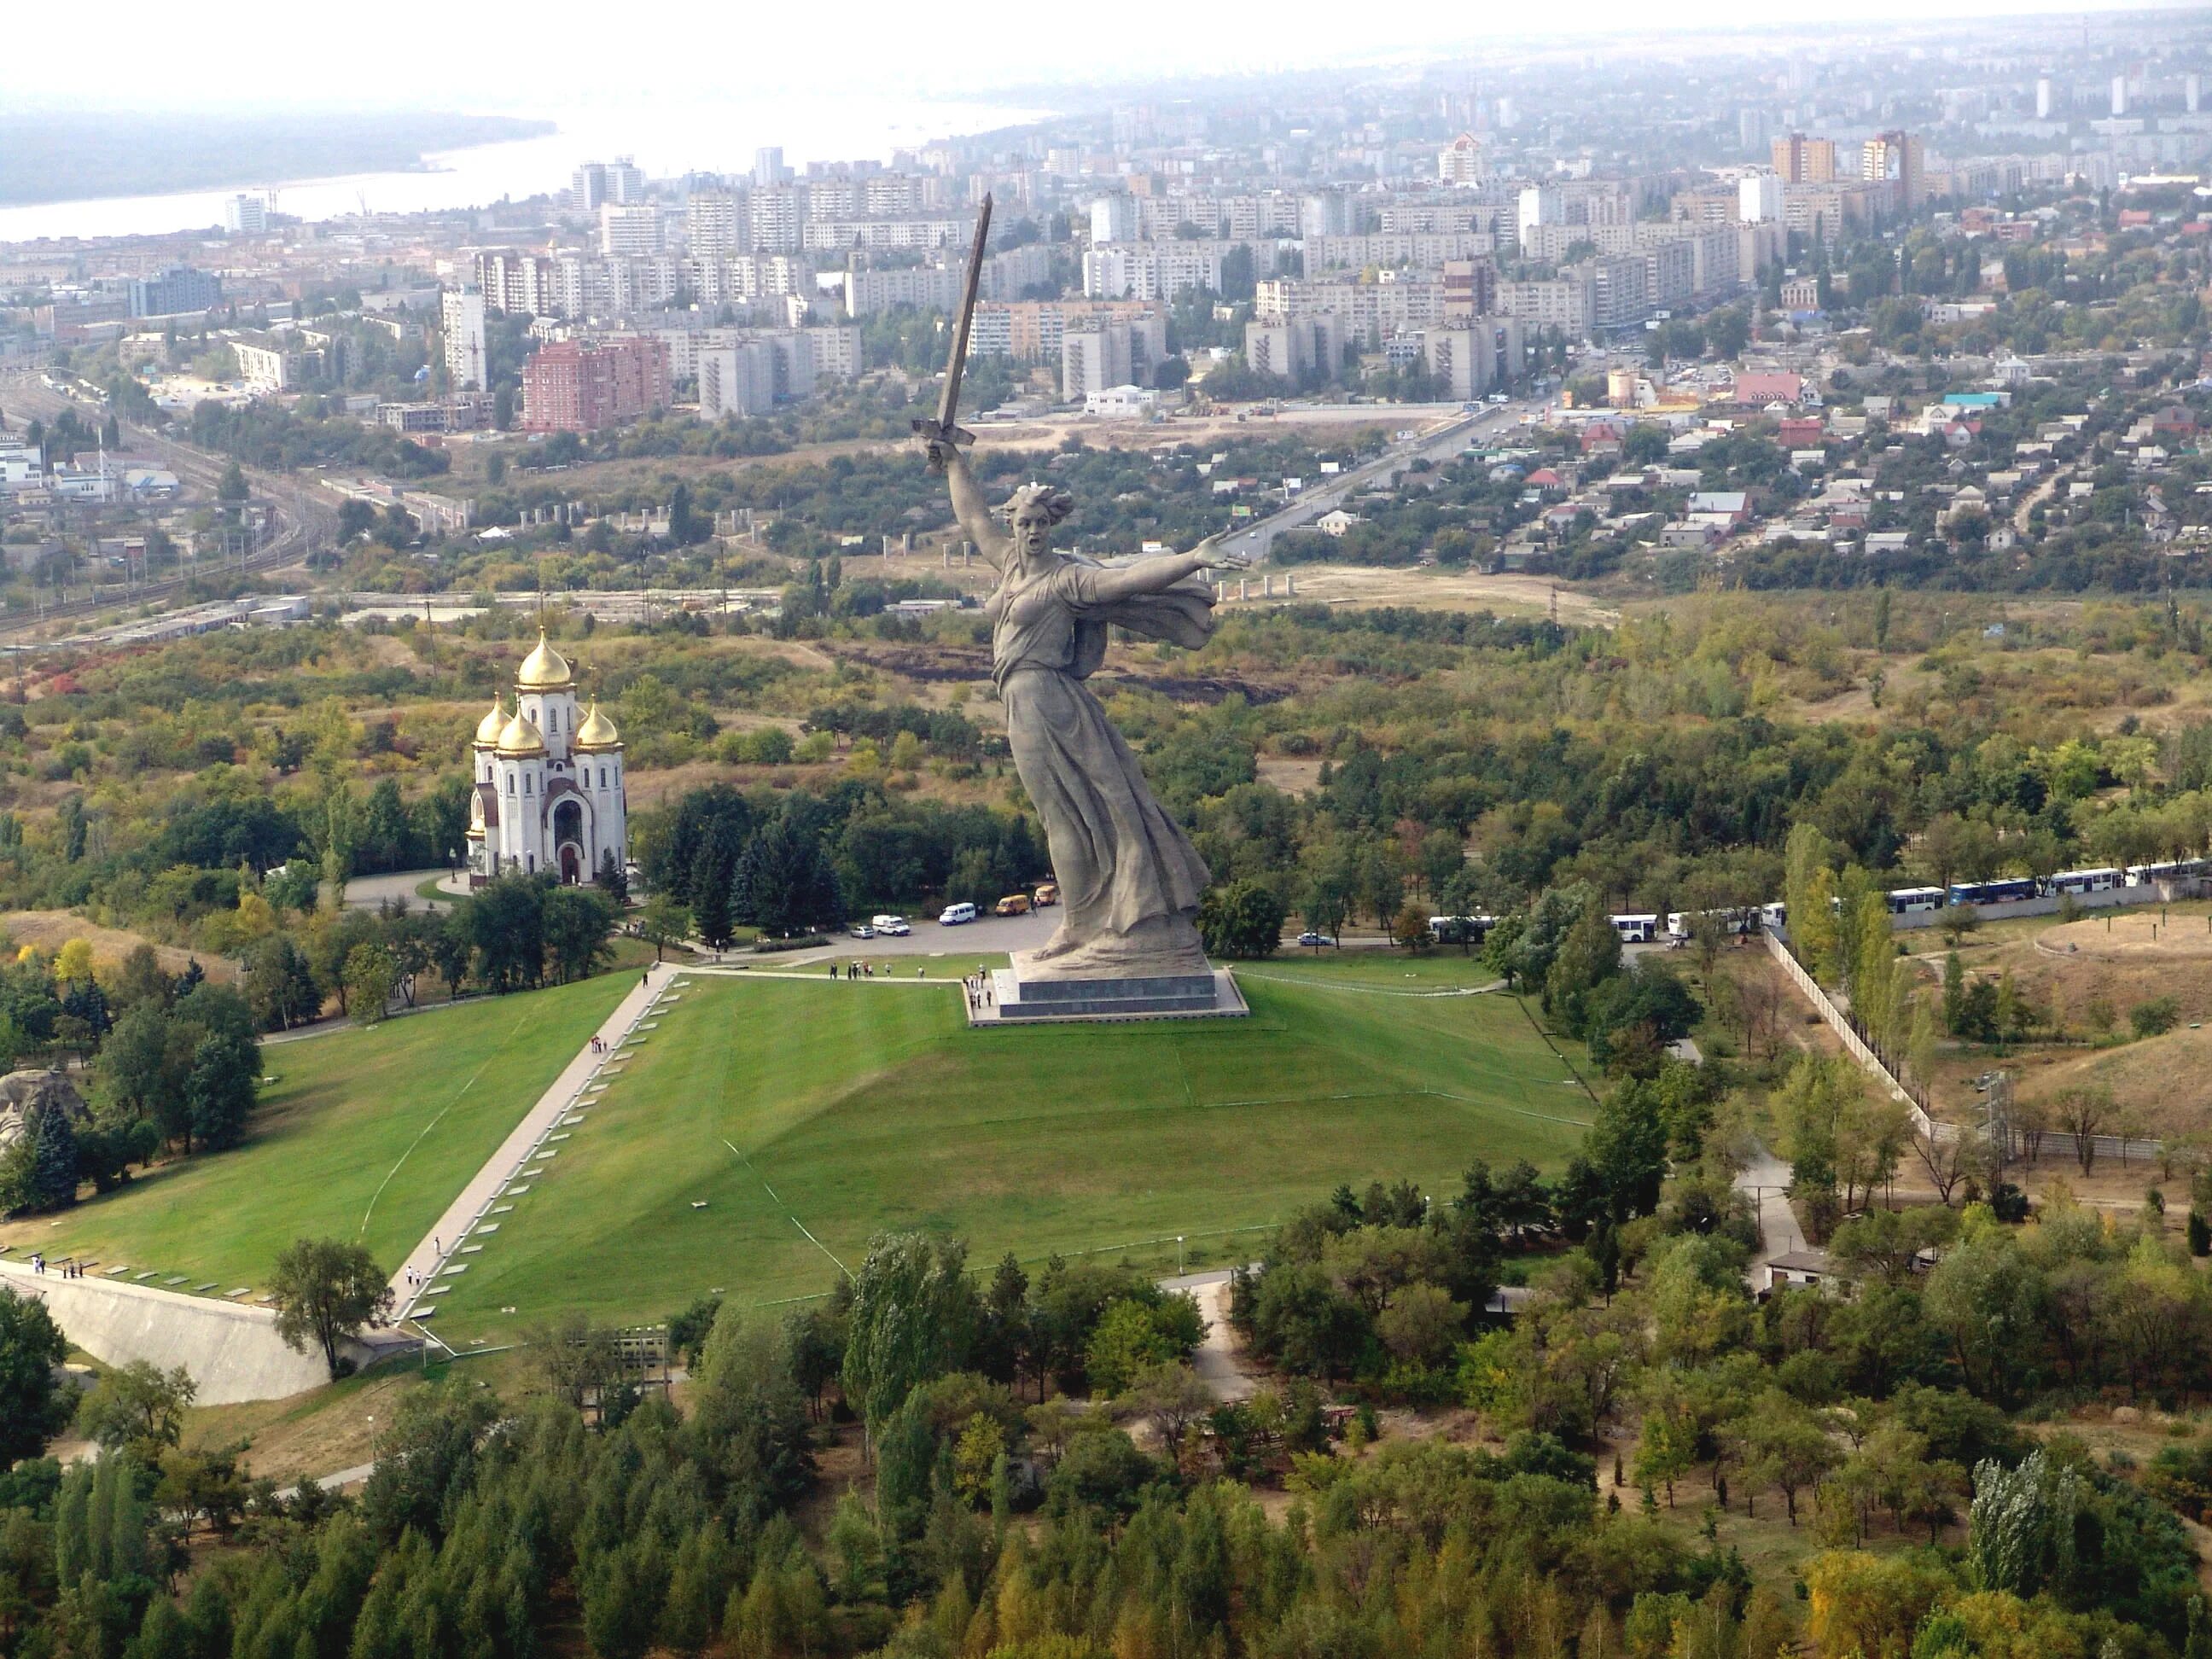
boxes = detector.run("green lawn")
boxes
[0,975,633,1296]
[423,959,1591,1344]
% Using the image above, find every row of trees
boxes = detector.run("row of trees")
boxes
[0,953,259,1215]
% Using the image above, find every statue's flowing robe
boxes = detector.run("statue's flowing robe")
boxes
[987,558,1214,945]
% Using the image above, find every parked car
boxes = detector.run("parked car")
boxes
[995,894,1032,917]
[872,914,911,936]
[1296,931,1332,948]
[849,923,876,940]
[939,902,979,926]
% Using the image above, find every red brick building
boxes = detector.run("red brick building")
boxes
[520,337,672,434]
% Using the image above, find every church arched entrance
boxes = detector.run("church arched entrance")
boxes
[552,800,585,884]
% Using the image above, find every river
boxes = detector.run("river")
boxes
[0,93,1053,245]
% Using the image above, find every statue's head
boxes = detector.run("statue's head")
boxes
[1005,482,1074,562]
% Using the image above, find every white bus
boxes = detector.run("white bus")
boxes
[2047,866,2122,895]
[1610,913,1660,945]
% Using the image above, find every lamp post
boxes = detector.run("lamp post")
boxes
[1177,1236,1185,1277]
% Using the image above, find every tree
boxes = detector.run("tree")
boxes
[0,1287,70,1465]
[732,808,846,939]
[542,885,615,983]
[342,945,397,1025]
[246,935,320,1031]
[596,848,631,906]
[2054,1086,2111,1173]
[638,894,693,961]
[75,1359,195,1461]
[185,1030,259,1151]
[270,1238,393,1378]
[841,1232,980,1435]
[1197,880,1285,959]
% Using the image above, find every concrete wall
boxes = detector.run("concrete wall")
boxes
[0,1259,405,1405]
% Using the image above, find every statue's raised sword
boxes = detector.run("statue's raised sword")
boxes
[915,192,992,470]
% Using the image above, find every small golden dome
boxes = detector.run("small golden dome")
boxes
[496,711,546,756]
[573,699,620,750]
[473,697,507,745]
[516,629,573,690]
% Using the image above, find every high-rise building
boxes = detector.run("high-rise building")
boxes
[126,265,222,318]
[1437,132,1486,185]
[600,203,661,257]
[748,188,800,253]
[442,288,487,392]
[520,337,672,433]
[1861,131,1924,214]
[687,190,739,259]
[2035,76,2054,119]
[2191,73,2203,114]
[752,148,787,188]
[2111,74,2128,116]
[1771,132,1837,184]
[1441,258,1498,320]
[1090,195,1136,244]
[1738,172,1784,224]
[224,194,268,235]
[570,162,610,214]
[1738,108,1770,154]
[606,156,646,205]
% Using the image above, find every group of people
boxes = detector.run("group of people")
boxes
[25,1253,85,1278]
[824,960,925,981]
[590,1034,610,1054]
[963,973,998,1012]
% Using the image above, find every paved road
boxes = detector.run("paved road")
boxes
[343,868,455,915]
[725,906,1061,966]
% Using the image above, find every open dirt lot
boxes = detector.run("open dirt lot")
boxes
[1237,565,1619,621]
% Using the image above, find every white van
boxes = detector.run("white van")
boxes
[938,902,979,926]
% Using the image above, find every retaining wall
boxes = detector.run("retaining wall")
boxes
[0,1259,406,1405]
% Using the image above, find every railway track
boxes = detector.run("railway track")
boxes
[0,370,334,641]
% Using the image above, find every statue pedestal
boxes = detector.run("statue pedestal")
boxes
[972,964,1248,1025]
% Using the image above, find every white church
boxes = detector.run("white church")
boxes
[465,630,628,887]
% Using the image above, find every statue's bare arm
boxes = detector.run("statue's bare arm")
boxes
[1085,535,1250,603]
[934,445,1011,568]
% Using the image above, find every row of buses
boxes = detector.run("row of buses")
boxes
[1661,859,2212,940]
[1430,863,2211,951]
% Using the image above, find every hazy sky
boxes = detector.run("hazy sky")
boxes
[1,0,2193,110]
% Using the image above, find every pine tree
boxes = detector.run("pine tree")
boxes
[55,1464,92,1586]
[29,1100,80,1211]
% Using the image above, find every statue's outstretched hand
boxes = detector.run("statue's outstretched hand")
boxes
[923,435,964,474]
[1193,535,1250,571]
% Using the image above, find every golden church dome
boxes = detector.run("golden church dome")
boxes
[573,700,621,751]
[496,710,547,756]
[516,629,573,690]
[473,697,508,746]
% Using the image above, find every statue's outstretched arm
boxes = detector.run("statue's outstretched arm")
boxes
[934,445,1010,568]
[1086,535,1249,603]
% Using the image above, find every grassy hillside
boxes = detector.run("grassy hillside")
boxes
[423,958,1590,1342]
[0,974,633,1295]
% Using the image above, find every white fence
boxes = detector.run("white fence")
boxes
[1763,929,1936,1136]
[1764,928,2176,1172]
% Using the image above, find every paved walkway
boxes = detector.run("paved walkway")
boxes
[388,967,667,1316]
[1159,1268,1260,1402]
[1735,1142,1807,1264]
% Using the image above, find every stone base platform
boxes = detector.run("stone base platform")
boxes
[969,965,1248,1025]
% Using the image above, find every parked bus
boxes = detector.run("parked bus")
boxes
[2047,865,2122,895]
[1885,887,1946,915]
[1946,877,2039,907]
[1428,915,1494,946]
[1610,913,1660,944]
[1665,907,1758,940]
[2127,859,2212,887]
